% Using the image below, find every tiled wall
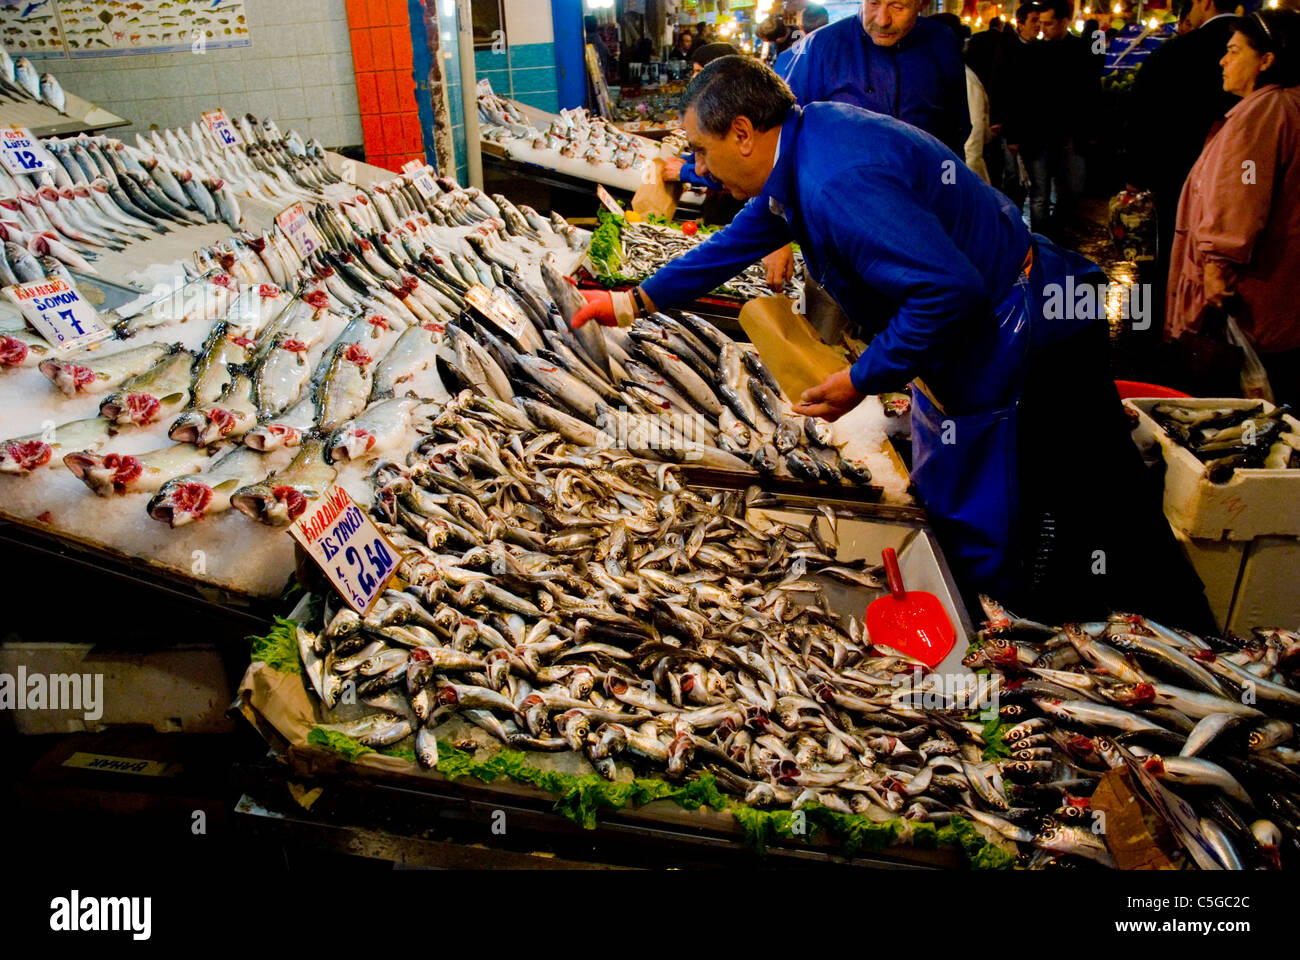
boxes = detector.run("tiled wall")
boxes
[46,0,363,149]
[344,0,423,173]
[474,0,560,114]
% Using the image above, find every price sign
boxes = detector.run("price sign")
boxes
[596,184,623,216]
[289,484,401,615]
[201,109,239,149]
[1,126,51,175]
[3,276,112,352]
[464,284,528,343]
[476,78,495,98]
[402,160,438,200]
[275,201,325,259]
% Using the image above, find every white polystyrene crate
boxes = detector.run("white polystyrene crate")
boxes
[1126,397,1300,540]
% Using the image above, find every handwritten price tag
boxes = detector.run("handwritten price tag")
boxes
[201,109,239,149]
[3,277,112,352]
[402,160,439,201]
[1,126,52,175]
[465,284,529,343]
[596,184,623,216]
[275,201,325,259]
[289,485,401,615]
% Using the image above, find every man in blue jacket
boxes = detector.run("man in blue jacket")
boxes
[670,1,970,286]
[573,57,1213,628]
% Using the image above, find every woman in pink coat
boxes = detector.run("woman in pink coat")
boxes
[1166,9,1300,404]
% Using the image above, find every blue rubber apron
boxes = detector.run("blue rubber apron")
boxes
[910,252,1032,599]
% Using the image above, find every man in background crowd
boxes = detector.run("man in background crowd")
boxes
[1008,0,1098,238]
[984,3,1041,210]
[802,4,830,34]
[1129,0,1239,336]
[669,29,695,60]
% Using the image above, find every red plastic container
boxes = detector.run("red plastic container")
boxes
[1115,380,1192,400]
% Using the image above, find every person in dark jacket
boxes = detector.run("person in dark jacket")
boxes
[1130,0,1239,339]
[985,3,1041,209]
[1011,0,1099,238]
[669,30,695,60]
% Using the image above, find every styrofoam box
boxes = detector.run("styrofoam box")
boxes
[1126,397,1300,540]
[0,642,234,735]
[1227,536,1300,634]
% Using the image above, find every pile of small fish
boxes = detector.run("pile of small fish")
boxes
[1146,401,1298,483]
[964,600,1300,869]
[0,44,66,114]
[299,510,1300,870]
[604,221,805,304]
[479,91,665,174]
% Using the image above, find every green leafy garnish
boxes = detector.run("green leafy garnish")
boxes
[981,716,1012,761]
[303,733,1013,867]
[248,616,303,676]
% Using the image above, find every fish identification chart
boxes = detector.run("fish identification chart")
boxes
[0,1,251,59]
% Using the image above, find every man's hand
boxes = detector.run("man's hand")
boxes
[989,123,1003,136]
[1007,142,1019,155]
[571,289,640,329]
[762,245,795,291]
[792,369,865,423]
[662,157,685,182]
[1203,259,1234,309]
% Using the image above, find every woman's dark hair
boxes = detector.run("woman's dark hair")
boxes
[1233,8,1300,88]
[682,56,796,135]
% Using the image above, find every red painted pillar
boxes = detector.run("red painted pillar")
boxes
[346,0,425,173]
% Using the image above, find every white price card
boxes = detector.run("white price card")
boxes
[202,109,239,148]
[477,78,495,98]
[3,276,112,352]
[289,485,401,615]
[275,201,325,258]
[596,184,623,216]
[464,284,528,343]
[402,160,439,200]
[0,126,52,175]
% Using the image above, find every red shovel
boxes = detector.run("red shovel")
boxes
[865,548,955,668]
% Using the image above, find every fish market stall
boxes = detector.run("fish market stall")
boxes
[478,87,700,203]
[0,112,595,601]
[233,397,988,867]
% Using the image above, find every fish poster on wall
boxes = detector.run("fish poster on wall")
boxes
[0,0,251,59]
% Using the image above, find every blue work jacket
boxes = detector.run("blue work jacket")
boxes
[644,103,1059,400]
[779,14,971,155]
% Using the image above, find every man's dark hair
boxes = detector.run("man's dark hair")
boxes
[989,16,1004,30]
[1211,0,1237,12]
[802,4,830,32]
[682,55,797,135]
[1041,0,1071,20]
[1015,2,1042,21]
[691,41,739,69]
[757,15,791,42]
[1233,8,1300,87]
[931,11,965,42]
[584,14,598,34]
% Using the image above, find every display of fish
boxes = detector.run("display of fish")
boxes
[39,342,174,397]
[230,434,337,525]
[64,443,213,497]
[147,445,272,527]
